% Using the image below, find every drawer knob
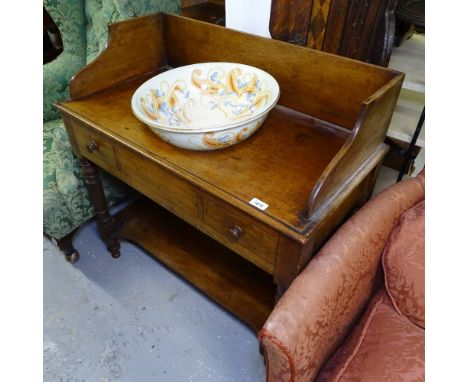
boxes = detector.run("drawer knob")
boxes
[86,140,98,153]
[229,225,243,240]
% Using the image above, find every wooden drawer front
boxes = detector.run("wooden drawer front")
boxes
[115,145,202,226]
[71,120,119,170]
[203,197,277,274]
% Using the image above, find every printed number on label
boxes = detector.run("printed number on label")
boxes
[249,198,269,211]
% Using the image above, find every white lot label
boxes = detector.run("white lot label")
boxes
[249,198,269,211]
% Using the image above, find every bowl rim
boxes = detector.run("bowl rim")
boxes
[131,62,280,133]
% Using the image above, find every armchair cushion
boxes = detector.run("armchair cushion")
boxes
[317,288,424,382]
[383,200,425,328]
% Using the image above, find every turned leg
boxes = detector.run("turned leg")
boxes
[56,230,80,263]
[80,156,120,258]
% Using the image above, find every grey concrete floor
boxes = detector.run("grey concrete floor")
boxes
[44,222,265,381]
[44,165,405,382]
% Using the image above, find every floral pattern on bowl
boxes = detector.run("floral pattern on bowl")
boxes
[139,66,272,128]
[131,62,280,150]
[148,116,267,151]
[139,80,194,127]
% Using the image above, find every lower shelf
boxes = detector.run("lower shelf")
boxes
[113,197,276,332]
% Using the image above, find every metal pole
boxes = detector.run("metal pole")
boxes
[397,106,425,181]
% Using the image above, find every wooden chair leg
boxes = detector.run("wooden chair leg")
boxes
[56,230,80,263]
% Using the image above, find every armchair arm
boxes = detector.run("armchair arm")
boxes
[259,173,425,382]
[43,0,87,122]
[43,52,85,122]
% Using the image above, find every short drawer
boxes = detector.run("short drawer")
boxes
[71,119,119,171]
[115,145,202,226]
[203,196,277,274]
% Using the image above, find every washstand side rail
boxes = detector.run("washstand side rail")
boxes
[302,72,405,224]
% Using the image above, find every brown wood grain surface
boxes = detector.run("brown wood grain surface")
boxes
[306,0,332,50]
[303,74,403,220]
[269,0,314,45]
[321,0,349,53]
[164,14,397,129]
[181,1,225,25]
[115,197,275,331]
[270,0,398,66]
[60,78,347,236]
[70,14,167,100]
[59,13,403,236]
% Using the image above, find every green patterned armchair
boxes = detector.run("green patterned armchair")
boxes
[43,0,180,262]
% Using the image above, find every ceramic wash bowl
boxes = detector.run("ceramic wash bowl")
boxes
[131,62,280,150]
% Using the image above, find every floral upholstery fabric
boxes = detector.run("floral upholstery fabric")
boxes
[85,0,181,63]
[43,0,180,240]
[317,288,424,382]
[259,173,425,382]
[261,334,294,382]
[114,0,180,18]
[84,0,180,63]
[43,0,87,122]
[85,0,121,63]
[383,200,425,328]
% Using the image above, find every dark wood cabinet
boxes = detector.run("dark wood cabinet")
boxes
[270,0,398,66]
[181,0,225,25]
[181,1,398,66]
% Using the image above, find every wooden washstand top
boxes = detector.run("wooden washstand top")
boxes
[59,13,404,244]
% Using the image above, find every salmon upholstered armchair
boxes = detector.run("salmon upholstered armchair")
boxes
[259,171,425,381]
[43,0,181,262]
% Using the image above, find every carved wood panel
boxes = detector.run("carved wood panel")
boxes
[270,0,398,66]
[306,0,332,50]
[269,0,314,45]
